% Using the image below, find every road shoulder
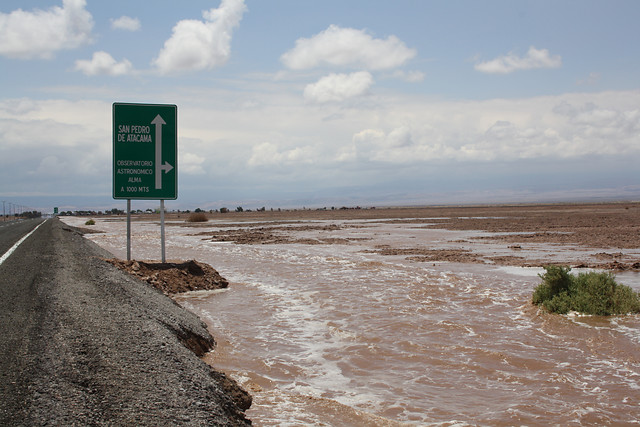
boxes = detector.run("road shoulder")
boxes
[0,218,251,426]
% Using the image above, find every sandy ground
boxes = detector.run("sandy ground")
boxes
[169,202,640,271]
[97,202,639,296]
[164,202,638,244]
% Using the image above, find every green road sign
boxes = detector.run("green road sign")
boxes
[113,103,177,200]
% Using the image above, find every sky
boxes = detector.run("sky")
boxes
[1,0,640,213]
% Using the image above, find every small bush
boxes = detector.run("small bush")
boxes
[533,266,640,315]
[187,212,208,223]
[85,219,95,225]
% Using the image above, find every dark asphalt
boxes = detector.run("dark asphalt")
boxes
[0,218,251,425]
[0,219,47,425]
[0,218,43,259]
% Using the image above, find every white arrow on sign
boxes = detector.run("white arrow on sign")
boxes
[151,114,174,190]
[160,162,173,173]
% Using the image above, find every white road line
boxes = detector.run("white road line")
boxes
[0,220,47,267]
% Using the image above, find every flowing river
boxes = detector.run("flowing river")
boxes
[61,215,640,425]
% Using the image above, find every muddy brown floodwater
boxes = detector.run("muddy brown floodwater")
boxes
[63,202,640,425]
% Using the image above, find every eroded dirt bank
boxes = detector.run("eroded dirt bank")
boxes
[0,219,251,426]
[105,259,229,295]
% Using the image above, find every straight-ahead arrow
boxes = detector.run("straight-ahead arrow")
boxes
[152,114,166,190]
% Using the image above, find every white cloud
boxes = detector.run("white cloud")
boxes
[74,51,133,76]
[181,152,206,175]
[248,142,316,167]
[348,93,640,164]
[0,0,93,59]
[0,99,111,198]
[577,72,601,86]
[0,99,109,149]
[1,90,639,204]
[304,72,374,103]
[281,25,416,70]
[352,126,424,162]
[475,46,561,74]
[110,16,140,31]
[176,88,640,173]
[36,155,68,176]
[153,0,247,74]
[392,70,425,82]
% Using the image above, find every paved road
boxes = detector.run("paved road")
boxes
[0,218,251,425]
[0,219,48,425]
[0,219,43,259]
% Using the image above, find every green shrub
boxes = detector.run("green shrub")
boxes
[85,219,95,225]
[532,265,573,306]
[533,266,640,315]
[542,291,573,314]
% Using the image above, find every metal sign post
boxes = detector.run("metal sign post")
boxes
[127,199,131,261]
[113,103,177,263]
[160,200,166,263]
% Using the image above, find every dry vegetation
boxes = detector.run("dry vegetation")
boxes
[187,212,208,223]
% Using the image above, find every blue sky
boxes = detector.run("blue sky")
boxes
[1,0,640,212]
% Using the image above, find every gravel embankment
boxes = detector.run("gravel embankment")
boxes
[0,218,251,426]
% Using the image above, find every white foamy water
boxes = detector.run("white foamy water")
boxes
[63,216,640,425]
